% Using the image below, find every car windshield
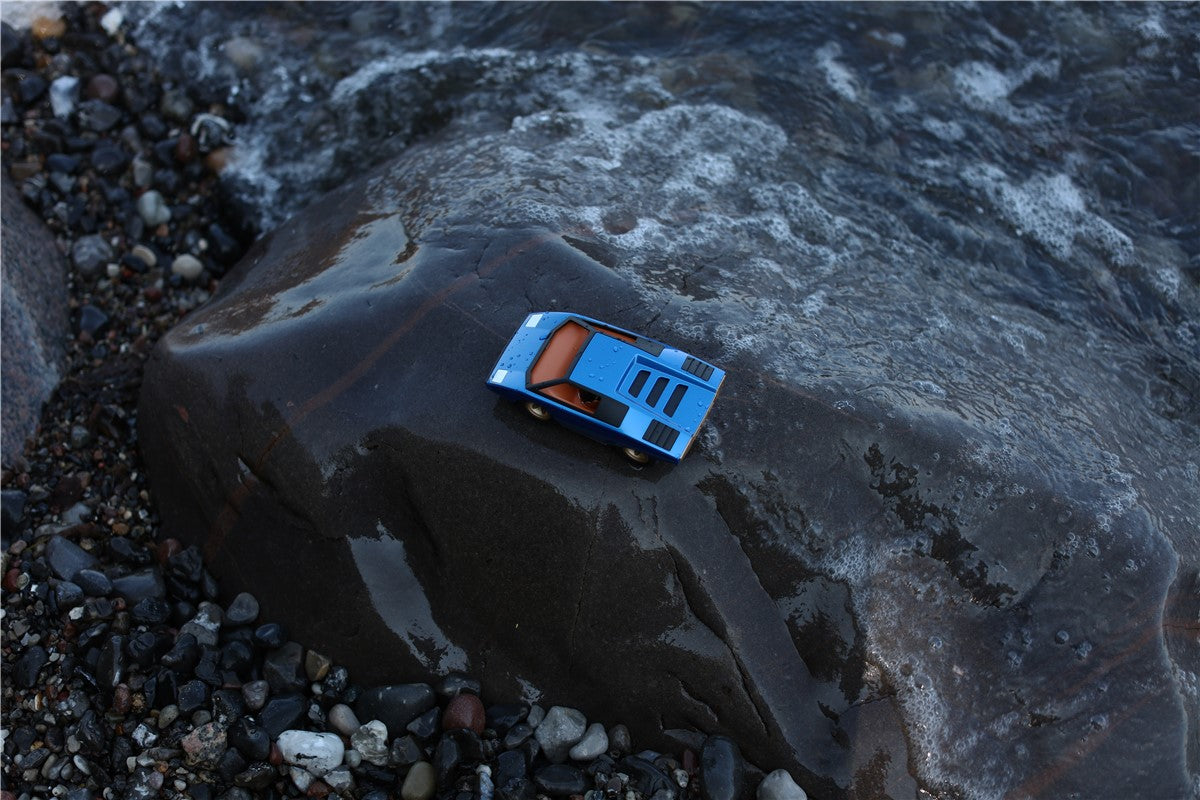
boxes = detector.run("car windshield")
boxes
[529,320,591,384]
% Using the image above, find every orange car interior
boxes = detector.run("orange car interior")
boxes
[529,320,600,414]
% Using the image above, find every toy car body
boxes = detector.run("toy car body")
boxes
[486,311,725,463]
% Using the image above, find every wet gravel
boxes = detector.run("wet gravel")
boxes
[1,8,789,800]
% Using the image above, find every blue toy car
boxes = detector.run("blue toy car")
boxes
[486,312,725,463]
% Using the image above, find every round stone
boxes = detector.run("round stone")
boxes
[70,235,113,278]
[327,704,361,737]
[568,723,608,762]
[277,730,344,777]
[534,706,587,764]
[137,190,171,227]
[224,591,259,625]
[699,735,746,800]
[442,693,485,734]
[171,254,204,281]
[400,761,436,800]
[756,769,806,800]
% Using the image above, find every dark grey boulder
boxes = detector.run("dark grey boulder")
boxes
[139,110,1197,799]
[1,176,69,469]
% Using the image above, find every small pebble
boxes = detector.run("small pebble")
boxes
[400,761,436,800]
[350,720,389,767]
[756,769,807,800]
[277,730,344,778]
[171,254,205,281]
[443,693,486,734]
[327,704,360,737]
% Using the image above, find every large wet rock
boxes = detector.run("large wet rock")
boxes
[2,176,69,468]
[140,37,1197,800]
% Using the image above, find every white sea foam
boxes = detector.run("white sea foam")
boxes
[965,166,1133,265]
[816,42,860,103]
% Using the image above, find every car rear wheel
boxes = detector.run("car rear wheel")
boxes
[622,447,650,464]
[524,401,551,421]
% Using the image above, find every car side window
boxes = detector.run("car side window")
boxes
[537,381,600,415]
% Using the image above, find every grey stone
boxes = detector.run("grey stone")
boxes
[70,234,113,277]
[263,641,306,692]
[74,568,112,597]
[224,591,259,625]
[699,736,746,800]
[45,535,99,581]
[569,723,608,762]
[1,177,69,468]
[49,76,80,117]
[756,770,806,800]
[327,703,360,737]
[351,720,389,766]
[241,679,269,711]
[535,707,587,764]
[136,190,171,227]
[179,601,222,647]
[111,568,165,603]
[400,760,436,800]
[171,254,204,281]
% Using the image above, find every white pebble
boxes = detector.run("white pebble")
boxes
[100,8,123,35]
[171,254,204,281]
[277,730,344,777]
[757,769,807,800]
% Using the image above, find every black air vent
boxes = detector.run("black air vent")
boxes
[646,376,669,406]
[682,357,714,381]
[664,385,688,416]
[629,370,650,396]
[643,420,680,450]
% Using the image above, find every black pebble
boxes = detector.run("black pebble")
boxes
[75,567,113,596]
[487,703,529,735]
[45,153,80,173]
[217,747,248,782]
[1,489,26,534]
[175,678,209,714]
[14,645,48,688]
[699,735,746,800]
[55,580,84,608]
[212,688,245,724]
[535,764,587,797]
[434,735,462,788]
[233,761,276,790]
[97,634,126,689]
[259,692,306,738]
[253,622,287,649]
[90,143,127,176]
[111,568,166,604]
[130,597,170,625]
[228,717,270,761]
[161,632,200,672]
[407,704,441,740]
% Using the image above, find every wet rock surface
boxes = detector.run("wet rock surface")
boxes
[4,3,1199,800]
[1,175,70,468]
[137,56,1198,800]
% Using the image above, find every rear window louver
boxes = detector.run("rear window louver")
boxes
[644,419,680,450]
[682,357,715,381]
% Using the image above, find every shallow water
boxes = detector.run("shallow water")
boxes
[124,3,1198,797]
